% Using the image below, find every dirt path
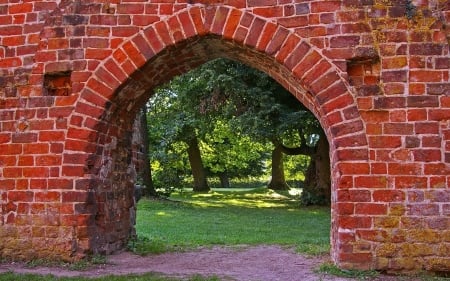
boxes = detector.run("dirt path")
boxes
[0,245,409,280]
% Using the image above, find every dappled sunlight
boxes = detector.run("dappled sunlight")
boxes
[156,211,172,217]
[188,198,293,209]
[191,192,220,198]
[135,188,331,256]
[172,188,300,209]
[136,188,330,255]
[288,188,302,196]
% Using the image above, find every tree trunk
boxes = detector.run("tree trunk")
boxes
[219,172,230,188]
[186,136,210,192]
[303,132,331,205]
[268,142,290,190]
[139,107,158,197]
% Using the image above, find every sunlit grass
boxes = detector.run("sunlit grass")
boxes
[179,187,300,209]
[134,187,330,256]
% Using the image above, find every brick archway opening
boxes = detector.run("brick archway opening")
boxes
[68,28,366,268]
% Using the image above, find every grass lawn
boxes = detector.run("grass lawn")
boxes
[132,187,330,256]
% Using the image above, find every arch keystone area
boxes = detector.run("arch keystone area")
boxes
[0,1,449,274]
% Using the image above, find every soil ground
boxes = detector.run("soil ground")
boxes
[0,245,424,281]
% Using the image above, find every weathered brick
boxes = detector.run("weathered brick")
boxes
[373,190,405,202]
[12,133,37,143]
[0,2,448,273]
[134,15,159,28]
[244,16,265,47]
[265,27,289,55]
[338,215,372,229]
[410,43,444,55]
[253,6,283,17]
[8,191,33,202]
[355,176,387,188]
[330,35,360,48]
[276,34,301,64]
[369,136,401,148]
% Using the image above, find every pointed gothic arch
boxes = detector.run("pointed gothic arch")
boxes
[63,6,369,267]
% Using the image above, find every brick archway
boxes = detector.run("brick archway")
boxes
[65,6,367,268]
[1,0,449,273]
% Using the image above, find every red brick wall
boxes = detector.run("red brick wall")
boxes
[0,0,449,272]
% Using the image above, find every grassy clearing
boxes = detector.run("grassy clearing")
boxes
[133,187,330,256]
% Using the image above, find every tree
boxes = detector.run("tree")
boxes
[138,106,158,197]
[301,130,331,205]
[147,85,210,192]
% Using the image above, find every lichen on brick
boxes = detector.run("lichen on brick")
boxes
[376,243,398,257]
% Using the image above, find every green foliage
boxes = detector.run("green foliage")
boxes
[135,188,330,256]
[147,58,320,188]
[284,154,309,183]
[315,262,379,279]
[201,120,269,178]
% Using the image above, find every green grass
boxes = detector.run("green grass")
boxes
[0,272,220,281]
[315,263,450,281]
[133,187,330,256]
[315,262,379,279]
[23,254,108,271]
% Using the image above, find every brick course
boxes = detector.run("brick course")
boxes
[0,0,449,273]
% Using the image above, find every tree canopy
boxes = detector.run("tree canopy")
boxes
[146,58,329,203]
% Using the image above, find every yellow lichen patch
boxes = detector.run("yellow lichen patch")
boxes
[400,243,434,257]
[443,230,450,242]
[408,9,438,31]
[374,0,393,6]
[437,243,450,256]
[390,257,419,271]
[382,56,408,69]
[407,229,441,243]
[388,204,406,216]
[374,216,399,228]
[375,242,398,257]
[426,257,450,271]
[374,256,390,270]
